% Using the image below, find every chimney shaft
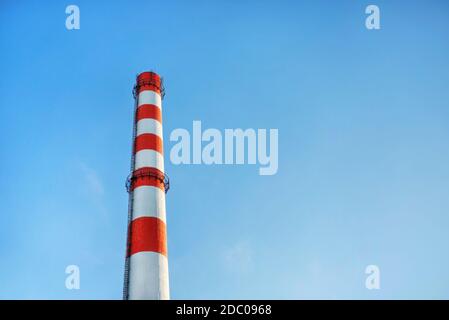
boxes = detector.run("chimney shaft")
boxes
[123,71,170,300]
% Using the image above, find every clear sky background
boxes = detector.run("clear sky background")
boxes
[1,0,449,299]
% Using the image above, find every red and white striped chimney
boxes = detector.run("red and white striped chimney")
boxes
[123,71,170,300]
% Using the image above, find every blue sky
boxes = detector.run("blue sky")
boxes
[1,0,449,299]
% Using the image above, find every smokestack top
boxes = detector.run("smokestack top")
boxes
[134,71,164,97]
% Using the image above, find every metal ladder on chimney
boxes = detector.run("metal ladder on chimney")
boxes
[122,85,139,300]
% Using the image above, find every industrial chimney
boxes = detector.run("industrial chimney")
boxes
[123,71,170,300]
